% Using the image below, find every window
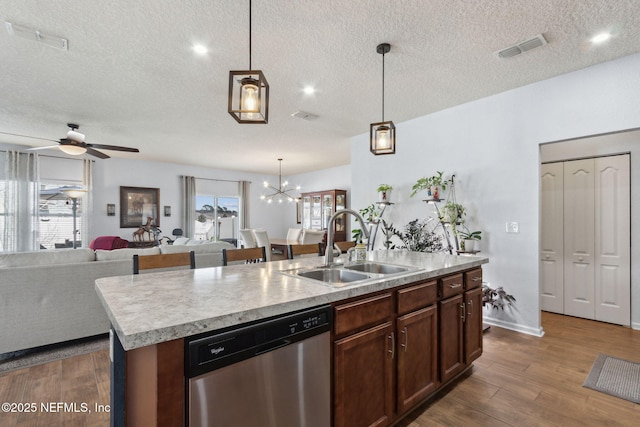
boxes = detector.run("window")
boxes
[194,195,239,242]
[194,178,240,244]
[38,183,83,249]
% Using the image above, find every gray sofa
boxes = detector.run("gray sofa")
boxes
[0,240,234,354]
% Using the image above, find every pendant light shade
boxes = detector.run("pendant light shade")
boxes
[228,0,269,124]
[370,43,395,155]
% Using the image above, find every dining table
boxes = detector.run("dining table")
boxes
[270,238,304,256]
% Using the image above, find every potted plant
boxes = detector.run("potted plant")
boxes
[482,285,516,310]
[410,171,451,199]
[352,204,382,243]
[377,184,393,203]
[458,229,481,252]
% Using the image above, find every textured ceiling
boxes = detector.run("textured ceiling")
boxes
[1,0,640,175]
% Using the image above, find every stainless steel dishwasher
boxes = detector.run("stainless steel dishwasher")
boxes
[186,305,332,427]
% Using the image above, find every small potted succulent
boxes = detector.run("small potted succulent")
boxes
[377,184,393,203]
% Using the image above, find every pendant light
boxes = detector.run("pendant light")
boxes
[370,43,395,155]
[228,0,269,124]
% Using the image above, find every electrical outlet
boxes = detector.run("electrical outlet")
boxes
[506,221,519,233]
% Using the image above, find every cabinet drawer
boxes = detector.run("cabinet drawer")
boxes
[334,292,393,336]
[465,268,483,290]
[440,274,464,299]
[397,280,437,315]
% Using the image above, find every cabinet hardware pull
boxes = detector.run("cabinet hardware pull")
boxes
[468,300,473,319]
[388,333,395,359]
[461,302,466,322]
[400,327,408,352]
[448,283,462,289]
[472,277,482,282]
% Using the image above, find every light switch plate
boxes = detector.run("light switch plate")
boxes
[506,221,519,233]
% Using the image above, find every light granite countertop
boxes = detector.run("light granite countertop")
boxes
[96,250,488,351]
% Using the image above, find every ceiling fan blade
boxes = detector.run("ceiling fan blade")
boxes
[0,131,57,142]
[87,143,139,153]
[85,147,110,159]
[26,145,60,151]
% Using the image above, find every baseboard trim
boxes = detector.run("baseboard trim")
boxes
[482,317,545,337]
[631,321,640,331]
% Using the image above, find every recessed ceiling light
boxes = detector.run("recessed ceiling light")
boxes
[192,44,208,55]
[303,86,315,95]
[591,32,611,44]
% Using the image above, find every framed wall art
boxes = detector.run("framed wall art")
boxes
[120,186,160,228]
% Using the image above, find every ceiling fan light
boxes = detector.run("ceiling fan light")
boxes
[67,129,85,142]
[370,121,396,155]
[59,144,87,155]
[228,70,269,123]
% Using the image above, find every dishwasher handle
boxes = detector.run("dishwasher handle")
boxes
[255,339,291,356]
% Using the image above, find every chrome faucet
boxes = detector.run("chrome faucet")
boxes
[325,209,371,266]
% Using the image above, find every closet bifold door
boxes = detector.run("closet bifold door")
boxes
[594,155,630,325]
[540,162,564,314]
[563,159,595,320]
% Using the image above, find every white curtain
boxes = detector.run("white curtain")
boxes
[181,176,196,238]
[81,159,93,248]
[2,151,39,252]
[239,180,250,230]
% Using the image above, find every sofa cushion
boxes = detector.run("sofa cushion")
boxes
[160,241,235,254]
[95,247,161,261]
[173,237,190,245]
[0,248,96,268]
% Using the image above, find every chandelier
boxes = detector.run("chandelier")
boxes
[261,159,300,204]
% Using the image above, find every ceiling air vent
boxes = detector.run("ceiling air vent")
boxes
[291,111,319,121]
[496,34,547,59]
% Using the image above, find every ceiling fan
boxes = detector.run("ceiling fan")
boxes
[25,123,140,159]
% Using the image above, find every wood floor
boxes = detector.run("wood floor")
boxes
[0,312,638,426]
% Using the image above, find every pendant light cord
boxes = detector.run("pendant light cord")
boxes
[249,0,252,69]
[381,50,385,122]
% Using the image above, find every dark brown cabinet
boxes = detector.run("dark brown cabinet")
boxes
[301,189,347,242]
[333,293,395,427]
[333,269,483,427]
[464,268,483,364]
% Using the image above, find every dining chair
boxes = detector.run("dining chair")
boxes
[300,229,325,244]
[287,243,323,259]
[133,251,196,274]
[334,241,356,253]
[286,227,302,242]
[251,229,272,261]
[222,247,267,266]
[238,229,257,248]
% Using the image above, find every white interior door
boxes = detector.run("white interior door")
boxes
[563,159,595,319]
[594,155,630,325]
[540,163,564,313]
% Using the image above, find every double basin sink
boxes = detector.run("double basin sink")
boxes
[281,261,415,286]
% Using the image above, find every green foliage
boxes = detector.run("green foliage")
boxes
[410,171,452,197]
[458,229,482,240]
[395,218,444,253]
[482,285,516,310]
[380,219,399,249]
[377,184,393,192]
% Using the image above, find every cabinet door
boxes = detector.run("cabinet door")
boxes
[439,294,464,383]
[322,193,333,229]
[302,196,311,229]
[311,194,322,229]
[334,322,395,427]
[397,305,438,415]
[464,287,483,364]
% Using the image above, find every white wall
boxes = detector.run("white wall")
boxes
[92,157,285,241]
[351,52,640,335]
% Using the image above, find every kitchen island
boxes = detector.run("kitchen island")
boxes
[96,250,488,426]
